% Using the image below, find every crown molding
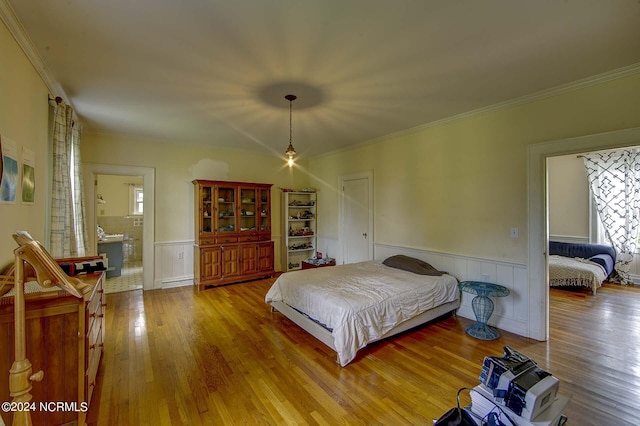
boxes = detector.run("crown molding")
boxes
[0,0,66,98]
[421,62,640,129]
[315,62,640,160]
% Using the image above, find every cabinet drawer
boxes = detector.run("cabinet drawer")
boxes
[87,288,102,317]
[87,297,104,337]
[87,316,101,359]
[86,277,103,334]
[86,325,103,404]
[238,235,258,242]
[200,238,216,245]
[216,236,238,244]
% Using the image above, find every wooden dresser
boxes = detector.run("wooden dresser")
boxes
[0,271,105,426]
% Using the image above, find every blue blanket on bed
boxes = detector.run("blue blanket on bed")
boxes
[549,241,616,278]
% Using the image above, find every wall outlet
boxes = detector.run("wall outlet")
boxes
[510,227,519,239]
[177,251,184,259]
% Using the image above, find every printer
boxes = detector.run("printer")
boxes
[479,346,560,420]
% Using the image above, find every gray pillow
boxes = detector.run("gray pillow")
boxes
[382,255,445,276]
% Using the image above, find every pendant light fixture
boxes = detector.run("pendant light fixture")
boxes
[284,94,297,167]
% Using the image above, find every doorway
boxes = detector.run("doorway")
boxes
[527,127,640,340]
[96,174,144,293]
[83,163,155,291]
[340,171,374,264]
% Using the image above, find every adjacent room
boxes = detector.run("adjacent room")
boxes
[95,173,144,293]
[548,151,640,293]
[1,1,640,425]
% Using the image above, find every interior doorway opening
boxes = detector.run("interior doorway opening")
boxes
[528,127,640,340]
[83,163,155,291]
[96,174,144,293]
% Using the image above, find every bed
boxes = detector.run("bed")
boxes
[265,256,460,366]
[548,241,616,295]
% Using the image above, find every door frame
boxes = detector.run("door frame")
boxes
[339,170,374,264]
[83,163,155,291]
[527,126,640,340]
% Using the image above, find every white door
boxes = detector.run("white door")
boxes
[342,175,372,264]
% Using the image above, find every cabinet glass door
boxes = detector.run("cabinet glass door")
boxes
[258,188,271,234]
[215,185,236,233]
[201,184,214,235]
[239,187,257,234]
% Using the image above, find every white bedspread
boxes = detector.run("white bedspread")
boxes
[265,260,460,366]
[548,254,606,295]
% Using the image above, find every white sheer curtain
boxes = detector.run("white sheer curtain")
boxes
[50,100,89,257]
[583,149,640,284]
[70,123,88,254]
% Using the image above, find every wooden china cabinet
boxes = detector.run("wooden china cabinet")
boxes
[193,180,275,290]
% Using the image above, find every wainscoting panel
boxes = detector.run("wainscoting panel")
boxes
[272,234,282,273]
[154,240,195,289]
[375,243,529,337]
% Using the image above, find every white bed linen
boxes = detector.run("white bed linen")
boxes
[548,254,606,295]
[265,260,460,366]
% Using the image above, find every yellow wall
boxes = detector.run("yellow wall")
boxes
[0,20,50,265]
[81,133,310,243]
[309,73,640,264]
[96,174,143,217]
[547,154,590,239]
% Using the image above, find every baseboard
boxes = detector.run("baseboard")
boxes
[154,275,194,289]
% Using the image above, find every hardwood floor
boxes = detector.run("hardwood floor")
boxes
[86,279,640,425]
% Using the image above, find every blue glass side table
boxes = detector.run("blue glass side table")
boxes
[458,281,510,340]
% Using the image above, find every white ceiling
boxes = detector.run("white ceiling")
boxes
[7,0,640,158]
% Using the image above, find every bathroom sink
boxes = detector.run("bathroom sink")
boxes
[99,234,124,242]
[97,235,124,278]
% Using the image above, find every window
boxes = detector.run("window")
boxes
[130,185,143,215]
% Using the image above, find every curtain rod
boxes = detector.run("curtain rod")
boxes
[48,95,63,105]
[48,95,78,126]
